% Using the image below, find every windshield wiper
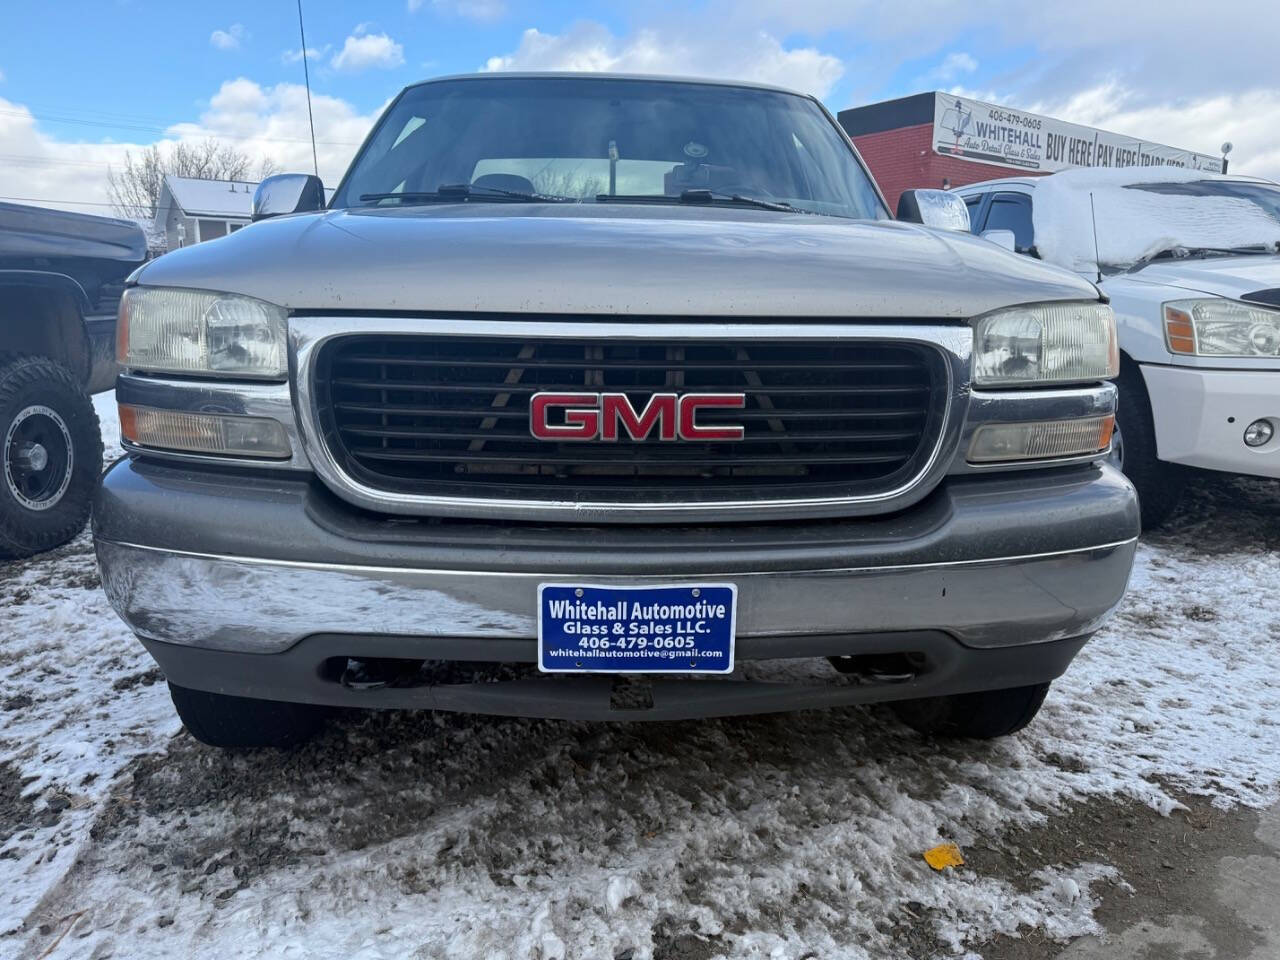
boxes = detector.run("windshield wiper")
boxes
[595,189,804,214]
[1128,242,1280,273]
[358,184,575,205]
[1169,243,1278,257]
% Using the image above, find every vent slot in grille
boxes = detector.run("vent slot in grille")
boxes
[314,335,946,506]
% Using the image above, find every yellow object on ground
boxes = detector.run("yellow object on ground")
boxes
[923,843,965,871]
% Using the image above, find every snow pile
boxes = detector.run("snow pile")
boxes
[1031,168,1280,274]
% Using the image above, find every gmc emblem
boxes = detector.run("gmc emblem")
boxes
[530,392,746,441]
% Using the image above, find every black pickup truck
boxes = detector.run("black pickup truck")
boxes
[0,201,145,559]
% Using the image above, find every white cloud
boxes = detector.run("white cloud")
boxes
[0,80,382,218]
[209,24,248,51]
[281,45,330,65]
[928,51,977,83]
[165,78,384,183]
[331,31,405,72]
[724,0,1276,107]
[411,0,506,21]
[483,22,844,98]
[1036,82,1280,180]
[0,68,6,84]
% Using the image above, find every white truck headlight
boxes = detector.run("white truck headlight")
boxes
[973,302,1118,387]
[118,287,288,379]
[1164,298,1280,357]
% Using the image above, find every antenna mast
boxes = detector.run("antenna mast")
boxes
[297,0,319,176]
[1089,192,1102,284]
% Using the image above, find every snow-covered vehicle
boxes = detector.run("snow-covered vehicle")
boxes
[0,203,144,559]
[957,170,1280,526]
[94,74,1138,748]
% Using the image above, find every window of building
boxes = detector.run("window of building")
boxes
[197,219,228,240]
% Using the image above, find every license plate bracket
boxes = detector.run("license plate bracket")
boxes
[537,583,737,674]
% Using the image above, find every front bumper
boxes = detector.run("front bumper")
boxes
[94,458,1138,720]
[1142,364,1280,478]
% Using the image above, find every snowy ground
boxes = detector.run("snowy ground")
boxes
[1,394,1278,959]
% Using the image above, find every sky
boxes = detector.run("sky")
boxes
[2,0,1278,217]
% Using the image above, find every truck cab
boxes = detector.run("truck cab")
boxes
[0,202,146,558]
[957,172,1280,525]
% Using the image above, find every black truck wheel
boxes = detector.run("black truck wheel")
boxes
[169,683,330,749]
[0,354,102,560]
[890,682,1051,739]
[1111,360,1186,530]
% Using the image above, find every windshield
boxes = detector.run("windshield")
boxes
[1126,179,1280,226]
[331,76,888,220]
[1030,172,1280,274]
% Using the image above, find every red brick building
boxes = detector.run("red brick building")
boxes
[838,92,1223,213]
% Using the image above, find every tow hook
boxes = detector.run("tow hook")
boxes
[828,653,923,683]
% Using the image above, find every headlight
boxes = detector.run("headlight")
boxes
[1164,299,1280,357]
[973,302,1118,387]
[118,287,288,379]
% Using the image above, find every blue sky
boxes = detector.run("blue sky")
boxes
[3,0,973,137]
[1,0,1277,214]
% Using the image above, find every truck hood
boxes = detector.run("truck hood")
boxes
[138,204,1099,318]
[1115,254,1280,301]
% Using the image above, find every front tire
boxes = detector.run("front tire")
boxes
[890,682,1051,739]
[0,355,102,560]
[168,683,330,749]
[1113,360,1185,529]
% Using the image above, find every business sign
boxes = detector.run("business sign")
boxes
[933,94,1223,174]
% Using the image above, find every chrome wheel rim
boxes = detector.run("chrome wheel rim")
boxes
[4,404,74,511]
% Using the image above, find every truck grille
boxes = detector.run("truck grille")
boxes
[312,334,946,506]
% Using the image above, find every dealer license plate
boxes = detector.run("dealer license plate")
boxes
[537,583,737,674]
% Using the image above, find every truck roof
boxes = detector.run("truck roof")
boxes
[958,172,1278,193]
[402,72,813,100]
[0,201,147,264]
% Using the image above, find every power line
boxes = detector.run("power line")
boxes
[0,107,362,148]
[0,153,116,169]
[0,194,125,208]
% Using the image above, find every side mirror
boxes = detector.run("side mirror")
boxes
[981,228,1017,252]
[896,189,971,232]
[252,174,325,221]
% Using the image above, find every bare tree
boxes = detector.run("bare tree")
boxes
[107,139,277,220]
[534,167,605,199]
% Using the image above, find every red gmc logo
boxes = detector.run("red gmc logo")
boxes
[530,392,746,441]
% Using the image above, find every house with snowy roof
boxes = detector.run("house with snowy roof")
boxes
[154,175,258,251]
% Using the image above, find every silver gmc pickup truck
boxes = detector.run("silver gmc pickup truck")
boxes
[94,74,1138,748]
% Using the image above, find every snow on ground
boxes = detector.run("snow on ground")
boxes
[0,392,180,939]
[2,403,1278,959]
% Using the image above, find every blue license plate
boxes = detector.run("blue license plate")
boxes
[538,583,737,674]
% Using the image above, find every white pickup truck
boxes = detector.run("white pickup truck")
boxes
[957,170,1280,526]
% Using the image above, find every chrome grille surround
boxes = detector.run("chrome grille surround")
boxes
[291,317,972,522]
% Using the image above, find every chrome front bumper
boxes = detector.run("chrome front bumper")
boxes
[94,458,1139,658]
[96,537,1136,657]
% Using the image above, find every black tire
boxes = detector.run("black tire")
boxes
[890,682,1051,739]
[0,354,102,560]
[168,683,329,749]
[1113,359,1185,530]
